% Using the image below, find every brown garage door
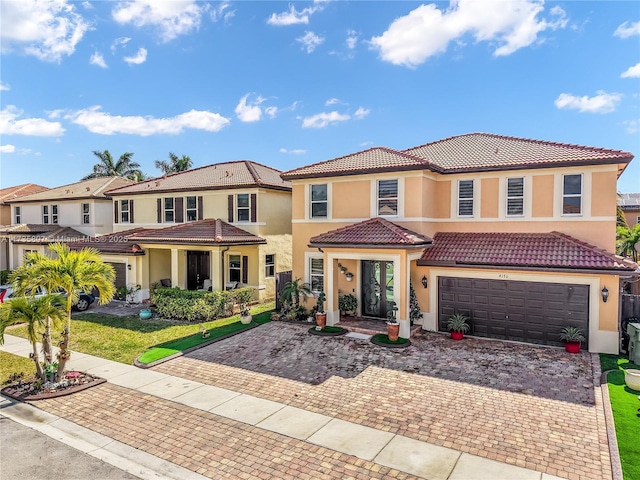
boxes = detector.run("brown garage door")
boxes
[438,277,589,348]
[106,262,127,289]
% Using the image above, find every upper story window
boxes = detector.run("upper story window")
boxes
[310,184,327,218]
[120,199,130,223]
[265,254,275,277]
[310,257,324,293]
[186,196,198,222]
[42,205,49,224]
[457,180,474,217]
[237,194,250,222]
[14,206,20,224]
[506,177,524,216]
[562,174,582,215]
[164,197,175,222]
[82,203,90,224]
[51,205,58,224]
[378,179,398,216]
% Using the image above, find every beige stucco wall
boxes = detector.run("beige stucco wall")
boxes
[434,180,451,218]
[532,174,554,217]
[591,171,617,217]
[333,181,370,219]
[623,210,640,228]
[0,205,10,226]
[481,177,499,218]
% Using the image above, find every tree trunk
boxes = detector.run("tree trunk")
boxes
[31,343,45,382]
[55,307,72,381]
[42,316,53,365]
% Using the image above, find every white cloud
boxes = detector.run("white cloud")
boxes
[346,29,358,49]
[0,106,65,136]
[301,111,351,128]
[370,0,567,68]
[65,106,230,135]
[325,98,342,106]
[90,51,107,68]
[110,37,131,53]
[621,62,640,79]
[0,144,16,153]
[112,0,205,42]
[267,3,324,26]
[81,1,93,10]
[360,141,374,147]
[614,21,640,39]
[210,2,234,23]
[234,94,267,122]
[622,119,638,134]
[279,148,307,155]
[46,109,64,119]
[265,106,278,118]
[124,47,147,65]
[0,81,9,91]
[554,91,622,114]
[297,31,324,53]
[0,0,91,62]
[354,107,370,119]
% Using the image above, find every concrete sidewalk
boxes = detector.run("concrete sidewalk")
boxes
[1,334,566,480]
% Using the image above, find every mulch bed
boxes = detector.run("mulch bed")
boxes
[1,372,106,401]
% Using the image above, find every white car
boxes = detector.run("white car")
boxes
[0,285,95,311]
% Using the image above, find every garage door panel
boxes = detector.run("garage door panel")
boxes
[107,262,126,289]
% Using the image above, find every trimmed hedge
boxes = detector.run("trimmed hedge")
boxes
[151,286,255,323]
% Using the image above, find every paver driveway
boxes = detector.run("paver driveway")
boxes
[155,322,611,480]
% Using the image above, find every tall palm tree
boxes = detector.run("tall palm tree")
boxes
[0,294,66,382]
[11,243,116,380]
[616,224,640,262]
[82,150,144,181]
[155,152,193,175]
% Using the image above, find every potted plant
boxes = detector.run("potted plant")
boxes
[338,293,357,317]
[239,303,252,325]
[386,302,400,341]
[315,292,327,329]
[447,313,470,340]
[559,326,585,353]
[201,324,210,338]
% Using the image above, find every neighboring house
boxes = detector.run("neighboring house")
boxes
[0,177,135,270]
[281,133,638,354]
[0,183,49,269]
[619,192,640,228]
[75,161,292,302]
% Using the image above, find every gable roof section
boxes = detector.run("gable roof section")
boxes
[0,224,67,235]
[126,218,266,245]
[7,177,136,203]
[309,218,432,248]
[66,228,148,255]
[0,184,49,205]
[106,161,291,196]
[9,226,86,245]
[417,231,638,272]
[619,193,640,211]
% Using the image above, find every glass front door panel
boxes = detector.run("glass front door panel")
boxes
[361,260,393,319]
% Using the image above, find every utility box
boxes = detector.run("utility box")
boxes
[628,323,640,365]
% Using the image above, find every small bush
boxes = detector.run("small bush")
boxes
[0,270,11,285]
[151,286,255,322]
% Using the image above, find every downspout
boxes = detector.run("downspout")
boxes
[221,246,230,291]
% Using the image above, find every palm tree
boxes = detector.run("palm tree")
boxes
[281,278,313,307]
[155,152,193,175]
[11,243,116,380]
[616,224,640,262]
[82,150,144,181]
[0,294,66,382]
[616,204,628,229]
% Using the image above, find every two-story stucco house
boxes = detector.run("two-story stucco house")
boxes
[281,133,638,354]
[0,177,134,270]
[69,161,292,302]
[619,193,640,228]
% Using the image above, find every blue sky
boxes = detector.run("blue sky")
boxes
[1,0,638,192]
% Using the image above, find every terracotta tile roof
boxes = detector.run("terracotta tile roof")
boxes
[7,177,135,203]
[126,218,266,245]
[0,184,49,205]
[309,218,432,247]
[106,161,291,195]
[281,133,634,179]
[66,228,148,255]
[417,232,638,272]
[619,193,640,210]
[10,226,86,245]
[0,224,66,235]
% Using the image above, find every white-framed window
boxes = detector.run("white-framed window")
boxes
[51,205,58,224]
[164,197,175,222]
[237,194,250,222]
[14,206,20,224]
[186,196,197,222]
[120,199,130,223]
[637,215,640,224]
[229,254,241,283]
[506,177,524,216]
[265,254,275,277]
[458,180,474,217]
[310,184,327,218]
[82,203,90,224]
[310,257,324,293]
[377,179,398,216]
[562,174,582,215]
[42,205,49,224]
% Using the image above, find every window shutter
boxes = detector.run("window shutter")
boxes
[227,195,234,222]
[157,198,162,223]
[242,256,248,284]
[250,194,257,223]
[114,201,119,223]
[197,196,203,220]
[175,197,184,223]
[129,200,134,224]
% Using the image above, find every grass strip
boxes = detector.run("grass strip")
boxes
[0,351,35,385]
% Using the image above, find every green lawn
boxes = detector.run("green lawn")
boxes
[7,302,274,365]
[0,351,35,385]
[600,354,640,480]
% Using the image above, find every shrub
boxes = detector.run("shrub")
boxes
[0,270,11,285]
[338,294,357,314]
[151,286,255,322]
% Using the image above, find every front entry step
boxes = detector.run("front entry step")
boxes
[337,317,422,338]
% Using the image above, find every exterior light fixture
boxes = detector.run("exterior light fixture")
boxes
[127,264,132,271]
[346,273,353,282]
[601,286,609,303]
[421,275,428,289]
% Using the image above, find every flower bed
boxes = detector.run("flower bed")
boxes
[1,371,106,401]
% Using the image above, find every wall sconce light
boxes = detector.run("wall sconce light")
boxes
[421,275,428,289]
[601,286,608,303]
[345,273,353,282]
[127,264,132,271]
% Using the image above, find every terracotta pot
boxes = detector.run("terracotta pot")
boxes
[450,331,464,340]
[564,341,581,353]
[387,322,400,342]
[315,313,327,329]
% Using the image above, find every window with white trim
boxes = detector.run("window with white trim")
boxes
[562,174,582,215]
[310,258,324,293]
[506,177,524,216]
[164,197,175,222]
[377,179,398,216]
[42,205,49,224]
[14,206,20,224]
[51,205,58,224]
[186,196,197,222]
[229,255,241,283]
[82,203,90,224]
[637,215,640,224]
[265,254,275,277]
[310,184,327,218]
[120,199,130,223]
[458,180,474,217]
[237,194,250,222]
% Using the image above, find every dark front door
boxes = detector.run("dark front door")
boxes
[361,260,394,319]
[187,251,210,290]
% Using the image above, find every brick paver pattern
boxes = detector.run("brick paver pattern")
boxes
[153,323,610,480]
